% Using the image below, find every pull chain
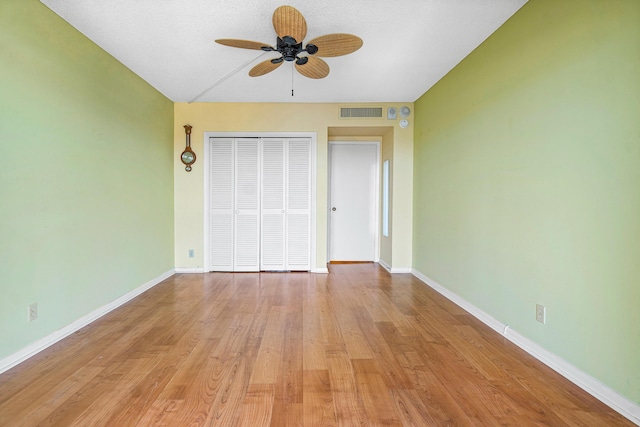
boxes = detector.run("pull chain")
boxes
[291,63,294,97]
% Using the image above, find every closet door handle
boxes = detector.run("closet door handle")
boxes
[332,207,336,211]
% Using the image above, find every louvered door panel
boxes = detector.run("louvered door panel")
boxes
[286,139,311,270]
[210,138,234,271]
[261,214,284,267]
[234,139,260,271]
[235,214,259,269]
[287,214,309,267]
[261,139,286,270]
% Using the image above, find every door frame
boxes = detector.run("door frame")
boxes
[203,132,318,272]
[327,140,381,263]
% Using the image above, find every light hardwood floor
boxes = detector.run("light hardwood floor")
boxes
[0,264,633,426]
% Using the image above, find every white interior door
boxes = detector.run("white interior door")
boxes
[234,138,260,271]
[210,138,234,271]
[261,138,286,270]
[286,138,311,270]
[261,137,311,271]
[329,143,378,262]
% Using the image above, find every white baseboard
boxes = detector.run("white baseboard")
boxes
[411,268,640,426]
[379,260,392,272]
[390,267,412,274]
[411,269,505,334]
[176,267,329,274]
[0,269,175,376]
[174,267,205,273]
[379,260,412,274]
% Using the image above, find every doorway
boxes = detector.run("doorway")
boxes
[328,142,379,262]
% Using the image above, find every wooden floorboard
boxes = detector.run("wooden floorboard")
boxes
[0,264,634,426]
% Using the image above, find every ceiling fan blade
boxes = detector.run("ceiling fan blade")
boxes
[307,34,363,57]
[295,56,329,79]
[273,5,307,43]
[215,39,272,50]
[249,58,283,77]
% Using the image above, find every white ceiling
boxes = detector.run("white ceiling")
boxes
[40,0,527,104]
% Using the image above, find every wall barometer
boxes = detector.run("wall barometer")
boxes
[181,124,196,172]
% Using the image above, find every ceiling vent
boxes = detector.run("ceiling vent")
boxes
[340,107,383,119]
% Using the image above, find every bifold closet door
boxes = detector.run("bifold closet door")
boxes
[209,138,259,272]
[260,138,311,271]
[261,139,286,270]
[210,137,309,272]
[233,139,260,271]
[285,138,311,270]
[209,138,234,271]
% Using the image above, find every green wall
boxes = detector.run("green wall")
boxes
[0,1,174,360]
[413,0,639,403]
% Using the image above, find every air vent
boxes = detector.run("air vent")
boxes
[340,107,383,118]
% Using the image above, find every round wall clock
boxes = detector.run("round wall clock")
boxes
[181,125,196,172]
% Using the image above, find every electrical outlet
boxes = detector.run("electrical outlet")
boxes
[536,304,546,324]
[188,249,194,258]
[28,303,38,322]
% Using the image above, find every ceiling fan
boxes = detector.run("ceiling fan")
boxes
[215,5,363,79]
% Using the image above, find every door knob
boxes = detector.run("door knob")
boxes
[331,207,336,211]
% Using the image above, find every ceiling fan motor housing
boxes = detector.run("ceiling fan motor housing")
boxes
[275,36,316,62]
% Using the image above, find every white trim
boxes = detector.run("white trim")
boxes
[506,326,640,425]
[203,132,317,273]
[411,269,504,333]
[174,267,205,273]
[411,268,640,425]
[312,267,329,274]
[379,259,392,272]
[203,134,211,273]
[389,267,412,274]
[382,159,390,238]
[0,269,175,376]
[379,260,412,274]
